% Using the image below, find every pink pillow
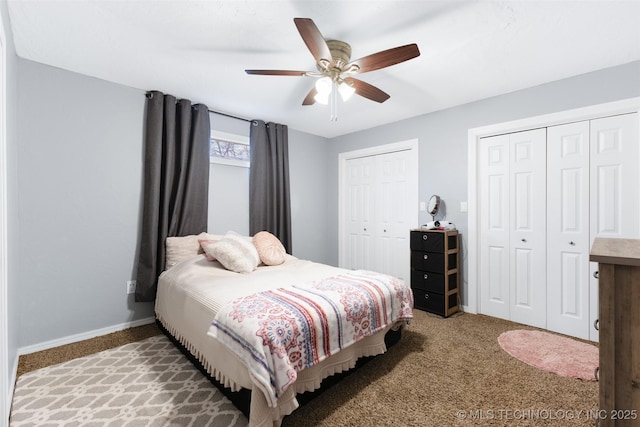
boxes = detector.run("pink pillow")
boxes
[252,231,286,266]
[198,239,218,261]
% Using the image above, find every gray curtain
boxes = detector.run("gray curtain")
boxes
[249,120,292,252]
[135,91,210,302]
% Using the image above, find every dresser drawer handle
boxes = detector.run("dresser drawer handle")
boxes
[594,319,599,331]
[593,271,599,279]
[423,274,428,280]
[424,294,429,300]
[423,254,428,260]
[422,235,428,240]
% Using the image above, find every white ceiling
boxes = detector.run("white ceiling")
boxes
[7,0,640,138]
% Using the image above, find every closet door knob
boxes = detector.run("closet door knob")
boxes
[594,319,599,331]
[593,271,599,279]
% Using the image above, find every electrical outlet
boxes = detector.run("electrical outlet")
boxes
[126,280,136,295]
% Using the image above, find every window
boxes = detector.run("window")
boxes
[210,130,250,167]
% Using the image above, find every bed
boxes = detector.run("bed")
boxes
[155,232,413,427]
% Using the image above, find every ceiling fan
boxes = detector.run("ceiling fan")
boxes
[245,18,420,106]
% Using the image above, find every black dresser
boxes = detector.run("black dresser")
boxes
[410,229,460,317]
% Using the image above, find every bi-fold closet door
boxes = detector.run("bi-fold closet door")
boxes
[547,114,639,341]
[480,113,639,340]
[343,150,413,283]
[479,128,547,329]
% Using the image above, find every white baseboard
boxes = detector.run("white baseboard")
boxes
[7,352,18,418]
[17,316,156,356]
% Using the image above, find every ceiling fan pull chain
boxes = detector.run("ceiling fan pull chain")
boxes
[330,83,338,122]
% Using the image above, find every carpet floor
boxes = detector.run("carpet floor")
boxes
[12,310,599,426]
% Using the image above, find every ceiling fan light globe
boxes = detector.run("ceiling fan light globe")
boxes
[338,81,356,101]
[314,91,330,105]
[315,76,332,95]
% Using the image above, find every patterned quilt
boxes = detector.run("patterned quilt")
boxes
[207,270,414,408]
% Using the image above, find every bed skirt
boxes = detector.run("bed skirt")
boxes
[156,318,403,419]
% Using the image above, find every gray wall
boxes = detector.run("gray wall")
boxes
[288,129,330,264]
[16,60,154,348]
[326,60,640,307]
[2,0,20,407]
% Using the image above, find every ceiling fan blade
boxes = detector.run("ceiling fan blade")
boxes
[245,69,308,76]
[346,44,420,74]
[302,87,317,105]
[345,77,390,103]
[294,18,333,68]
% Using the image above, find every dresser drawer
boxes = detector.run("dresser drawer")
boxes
[410,231,444,252]
[410,270,445,293]
[411,251,445,272]
[412,288,445,316]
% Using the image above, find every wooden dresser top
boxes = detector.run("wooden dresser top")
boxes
[590,237,640,266]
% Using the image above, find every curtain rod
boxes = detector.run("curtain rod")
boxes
[145,92,253,123]
[208,109,252,123]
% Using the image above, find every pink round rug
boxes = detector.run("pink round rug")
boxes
[498,330,599,381]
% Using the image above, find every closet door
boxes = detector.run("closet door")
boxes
[589,113,640,341]
[547,113,639,341]
[376,150,412,282]
[344,149,414,281]
[480,128,546,326]
[345,156,375,271]
[479,112,639,339]
[479,134,511,320]
[508,129,547,328]
[547,121,591,339]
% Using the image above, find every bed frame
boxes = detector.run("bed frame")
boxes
[157,318,402,419]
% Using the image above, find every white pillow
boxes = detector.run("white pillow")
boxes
[204,232,260,273]
[165,232,222,270]
[165,234,200,270]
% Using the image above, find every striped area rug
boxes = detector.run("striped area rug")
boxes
[10,335,247,426]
